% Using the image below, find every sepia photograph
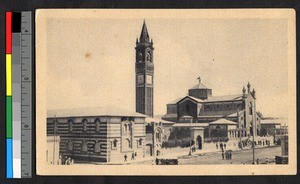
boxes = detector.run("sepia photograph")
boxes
[36,9,296,175]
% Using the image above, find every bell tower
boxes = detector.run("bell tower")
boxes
[135,21,154,117]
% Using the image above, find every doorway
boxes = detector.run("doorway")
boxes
[197,135,202,150]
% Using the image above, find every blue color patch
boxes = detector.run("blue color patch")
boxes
[6,139,13,178]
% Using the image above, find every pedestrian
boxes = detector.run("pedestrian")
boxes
[71,159,74,165]
[65,157,71,165]
[124,154,127,162]
[155,158,159,165]
[222,152,224,160]
[216,143,219,150]
[156,150,159,156]
[256,158,260,164]
[135,152,137,157]
[58,154,62,165]
[224,143,227,150]
[62,156,67,165]
[229,152,232,160]
[131,152,135,160]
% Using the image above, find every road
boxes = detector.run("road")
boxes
[179,146,281,165]
[129,146,281,165]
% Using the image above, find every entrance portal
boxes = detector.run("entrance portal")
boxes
[197,135,202,150]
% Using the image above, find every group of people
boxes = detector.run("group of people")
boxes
[221,151,232,160]
[216,142,227,152]
[58,155,74,165]
[191,146,197,153]
[216,142,233,160]
[124,152,138,162]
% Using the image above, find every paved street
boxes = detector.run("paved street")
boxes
[179,145,281,165]
[129,145,281,165]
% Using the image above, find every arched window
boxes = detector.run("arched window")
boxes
[138,53,143,63]
[68,139,73,151]
[68,119,73,132]
[146,52,151,62]
[125,138,131,149]
[138,138,143,146]
[249,102,253,115]
[82,140,88,152]
[94,142,101,153]
[95,119,100,132]
[83,119,88,132]
[112,139,118,150]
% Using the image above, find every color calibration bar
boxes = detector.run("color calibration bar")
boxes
[6,11,13,178]
[6,11,32,178]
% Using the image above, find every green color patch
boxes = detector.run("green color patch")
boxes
[6,96,12,138]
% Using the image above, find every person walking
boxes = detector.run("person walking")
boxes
[224,143,227,150]
[124,154,127,162]
[216,143,219,150]
[222,152,224,160]
[58,155,62,165]
[131,152,135,160]
[220,143,224,152]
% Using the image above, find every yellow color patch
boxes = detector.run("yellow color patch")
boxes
[6,54,12,96]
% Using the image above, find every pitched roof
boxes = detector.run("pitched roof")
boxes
[189,82,210,90]
[204,94,243,102]
[208,118,238,125]
[140,20,150,42]
[177,96,203,104]
[47,106,146,118]
[167,97,183,105]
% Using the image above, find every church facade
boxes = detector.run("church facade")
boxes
[162,80,261,143]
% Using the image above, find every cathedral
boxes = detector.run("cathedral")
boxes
[162,79,262,147]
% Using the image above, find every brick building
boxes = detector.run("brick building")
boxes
[46,106,148,164]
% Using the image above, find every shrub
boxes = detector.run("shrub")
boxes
[162,138,194,148]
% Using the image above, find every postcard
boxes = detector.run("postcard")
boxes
[36,9,296,175]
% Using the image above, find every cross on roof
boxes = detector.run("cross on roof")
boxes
[197,76,201,84]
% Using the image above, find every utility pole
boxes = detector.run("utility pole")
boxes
[251,103,256,164]
[237,110,242,150]
[189,118,192,156]
[53,115,56,165]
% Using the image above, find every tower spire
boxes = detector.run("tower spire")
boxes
[140,20,150,42]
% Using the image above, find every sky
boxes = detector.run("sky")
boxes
[46,16,289,118]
